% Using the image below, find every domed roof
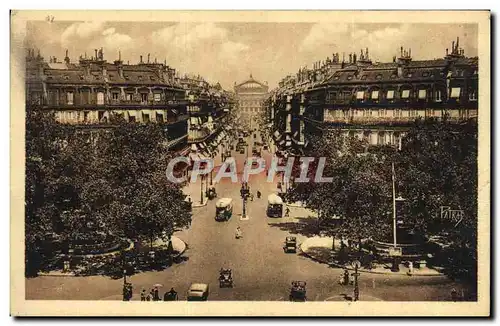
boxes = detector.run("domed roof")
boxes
[235,74,267,89]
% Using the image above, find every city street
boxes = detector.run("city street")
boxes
[25,134,472,302]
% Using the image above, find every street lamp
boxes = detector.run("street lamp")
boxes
[200,175,204,204]
[391,163,405,272]
[352,260,361,301]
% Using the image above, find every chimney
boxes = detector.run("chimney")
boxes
[140,55,143,63]
[95,49,98,59]
[349,53,352,63]
[119,50,121,61]
[393,56,396,63]
[353,53,357,64]
[446,48,449,56]
[366,47,369,59]
[452,41,455,54]
[456,37,460,52]
[147,53,150,63]
[64,49,70,64]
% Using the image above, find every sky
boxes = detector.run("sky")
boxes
[25,21,478,90]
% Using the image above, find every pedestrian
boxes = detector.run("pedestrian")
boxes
[408,261,414,276]
[257,190,261,199]
[149,288,155,301]
[153,287,160,301]
[285,206,290,217]
[146,292,153,301]
[140,288,147,301]
[343,268,350,286]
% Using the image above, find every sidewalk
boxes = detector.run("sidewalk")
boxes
[300,236,443,277]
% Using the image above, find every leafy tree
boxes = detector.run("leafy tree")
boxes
[397,117,478,282]
[287,129,393,249]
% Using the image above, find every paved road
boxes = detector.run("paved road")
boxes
[25,133,473,301]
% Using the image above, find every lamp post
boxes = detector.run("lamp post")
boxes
[240,183,249,218]
[352,260,361,301]
[200,175,204,204]
[391,163,405,272]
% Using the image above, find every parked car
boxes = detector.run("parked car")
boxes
[187,283,209,301]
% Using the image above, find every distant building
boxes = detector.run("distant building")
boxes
[266,38,478,155]
[234,74,269,129]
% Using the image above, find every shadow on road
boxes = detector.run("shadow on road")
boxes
[268,217,320,237]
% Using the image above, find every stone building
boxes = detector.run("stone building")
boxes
[25,48,233,170]
[266,38,478,155]
[234,74,269,129]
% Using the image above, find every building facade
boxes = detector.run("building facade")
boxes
[25,48,233,168]
[234,74,269,129]
[266,38,478,155]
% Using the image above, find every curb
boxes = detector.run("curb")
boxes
[299,242,444,277]
[38,237,188,277]
[192,198,209,208]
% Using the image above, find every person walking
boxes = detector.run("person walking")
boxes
[343,268,350,286]
[285,206,290,217]
[153,287,160,301]
[140,288,147,301]
[256,190,261,199]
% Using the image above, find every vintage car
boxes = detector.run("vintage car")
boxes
[289,281,307,302]
[187,283,209,301]
[215,198,233,221]
[283,236,297,253]
[163,289,178,301]
[219,268,234,288]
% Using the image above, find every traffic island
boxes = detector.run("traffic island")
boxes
[39,236,188,277]
[300,236,444,276]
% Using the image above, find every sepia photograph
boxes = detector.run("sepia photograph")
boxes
[10,10,490,316]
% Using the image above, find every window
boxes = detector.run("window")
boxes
[376,74,382,80]
[97,92,104,105]
[386,90,395,100]
[150,76,156,81]
[141,93,148,103]
[395,109,402,118]
[112,92,119,100]
[391,74,397,79]
[356,91,364,100]
[156,113,164,123]
[451,87,461,98]
[143,113,150,123]
[138,75,143,81]
[378,109,386,117]
[154,93,161,102]
[418,89,427,100]
[401,89,410,99]
[347,75,353,80]
[66,92,74,105]
[378,133,385,145]
[79,75,84,80]
[361,75,367,80]
[422,72,429,77]
[406,73,412,78]
[126,93,133,101]
[435,90,442,102]
[371,90,379,100]
[469,89,478,101]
